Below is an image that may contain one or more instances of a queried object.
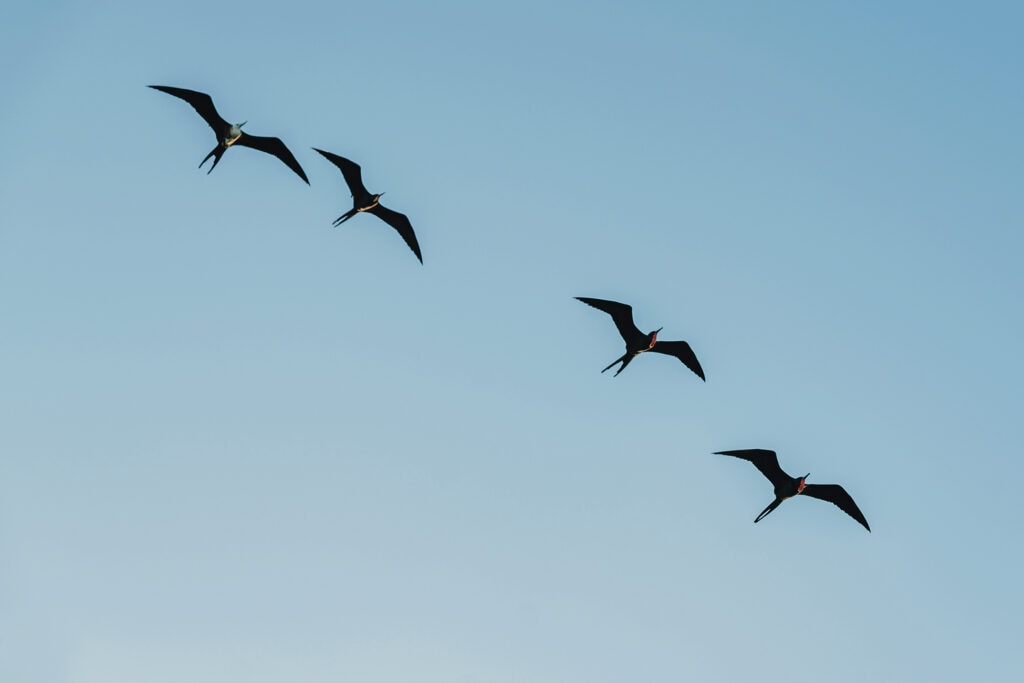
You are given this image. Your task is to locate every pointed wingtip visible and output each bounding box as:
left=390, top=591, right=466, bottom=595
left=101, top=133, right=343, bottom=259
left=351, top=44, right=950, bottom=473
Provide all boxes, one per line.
left=290, top=165, right=311, bottom=185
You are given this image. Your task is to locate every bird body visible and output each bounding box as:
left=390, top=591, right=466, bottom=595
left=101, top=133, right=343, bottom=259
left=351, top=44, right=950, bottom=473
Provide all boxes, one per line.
left=313, top=148, right=422, bottom=264
left=360, top=195, right=382, bottom=212
left=345, top=192, right=383, bottom=219
left=149, top=85, right=309, bottom=183
left=714, top=449, right=870, bottom=531
left=223, top=122, right=245, bottom=146
left=575, top=297, right=705, bottom=380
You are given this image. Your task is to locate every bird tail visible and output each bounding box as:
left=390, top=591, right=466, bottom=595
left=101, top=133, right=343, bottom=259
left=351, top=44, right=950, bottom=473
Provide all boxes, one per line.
left=332, top=208, right=359, bottom=227
left=602, top=352, right=633, bottom=376
left=199, top=146, right=225, bottom=174
left=754, top=498, right=783, bottom=524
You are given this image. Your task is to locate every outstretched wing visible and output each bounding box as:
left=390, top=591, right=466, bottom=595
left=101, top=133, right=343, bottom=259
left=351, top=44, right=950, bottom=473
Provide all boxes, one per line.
left=313, top=148, right=369, bottom=198
left=367, top=204, right=423, bottom=264
left=801, top=484, right=871, bottom=532
left=575, top=297, right=643, bottom=345
left=149, top=85, right=227, bottom=133
left=649, top=340, right=705, bottom=381
left=713, top=449, right=790, bottom=488
left=235, top=134, right=309, bottom=184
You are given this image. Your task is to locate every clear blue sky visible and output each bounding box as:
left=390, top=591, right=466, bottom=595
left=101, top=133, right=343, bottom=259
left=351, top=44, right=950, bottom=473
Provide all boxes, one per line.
left=2, top=1, right=1022, bottom=681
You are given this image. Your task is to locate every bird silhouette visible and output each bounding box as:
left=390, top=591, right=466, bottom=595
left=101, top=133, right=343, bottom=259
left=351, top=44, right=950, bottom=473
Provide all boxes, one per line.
left=149, top=85, right=308, bottom=183
left=714, top=449, right=870, bottom=531
left=575, top=297, right=705, bottom=380
left=312, top=148, right=422, bottom=264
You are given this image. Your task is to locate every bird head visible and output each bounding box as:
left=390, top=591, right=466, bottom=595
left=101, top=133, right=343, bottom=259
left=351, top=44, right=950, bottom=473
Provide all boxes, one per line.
left=648, top=327, right=663, bottom=348
left=797, top=474, right=810, bottom=493
left=226, top=122, right=247, bottom=144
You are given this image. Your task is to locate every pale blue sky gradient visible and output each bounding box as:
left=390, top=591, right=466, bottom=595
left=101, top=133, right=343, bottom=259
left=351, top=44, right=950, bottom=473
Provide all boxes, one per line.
left=2, top=2, right=1022, bottom=682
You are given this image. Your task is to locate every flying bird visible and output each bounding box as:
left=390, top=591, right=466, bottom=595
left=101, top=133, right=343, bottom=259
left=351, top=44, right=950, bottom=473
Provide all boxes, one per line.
left=714, top=449, right=870, bottom=531
left=148, top=85, right=308, bottom=183
left=313, top=148, right=422, bottom=264
left=575, top=297, right=705, bottom=380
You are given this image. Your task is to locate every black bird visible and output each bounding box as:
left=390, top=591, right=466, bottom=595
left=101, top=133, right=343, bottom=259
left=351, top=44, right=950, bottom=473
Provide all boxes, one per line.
left=148, top=85, right=308, bottom=183
left=714, top=449, right=870, bottom=531
left=575, top=297, right=705, bottom=380
left=313, top=148, right=422, bottom=264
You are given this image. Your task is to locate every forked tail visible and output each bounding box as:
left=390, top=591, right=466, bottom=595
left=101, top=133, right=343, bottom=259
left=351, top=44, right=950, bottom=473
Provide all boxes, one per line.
left=199, top=145, right=226, bottom=174
left=332, top=208, right=359, bottom=227
left=754, top=498, right=783, bottom=523
left=602, top=352, right=634, bottom=376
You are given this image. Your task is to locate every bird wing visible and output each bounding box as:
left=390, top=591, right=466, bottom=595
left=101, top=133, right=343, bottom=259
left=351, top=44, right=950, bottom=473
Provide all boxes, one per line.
left=575, top=297, right=643, bottom=344
left=148, top=85, right=228, bottom=133
left=234, top=134, right=309, bottom=184
left=367, top=204, right=423, bottom=264
left=313, top=148, right=369, bottom=198
left=713, top=449, right=790, bottom=487
left=800, top=484, right=871, bottom=531
left=649, top=340, right=705, bottom=381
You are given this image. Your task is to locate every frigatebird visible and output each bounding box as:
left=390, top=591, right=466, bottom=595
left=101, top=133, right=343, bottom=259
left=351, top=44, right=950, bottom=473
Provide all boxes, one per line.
left=148, top=85, right=309, bottom=183
left=714, top=449, right=870, bottom=531
left=575, top=297, right=705, bottom=380
left=313, top=148, right=422, bottom=264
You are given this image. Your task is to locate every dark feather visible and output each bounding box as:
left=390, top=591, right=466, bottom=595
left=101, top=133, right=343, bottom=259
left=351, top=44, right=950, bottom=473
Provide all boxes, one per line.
left=368, top=204, right=422, bottom=263
left=312, top=148, right=369, bottom=200
left=801, top=484, right=871, bottom=531
left=575, top=297, right=644, bottom=344
left=235, top=133, right=309, bottom=183
left=149, top=85, right=227, bottom=133
left=649, top=340, right=705, bottom=381
left=714, top=449, right=791, bottom=488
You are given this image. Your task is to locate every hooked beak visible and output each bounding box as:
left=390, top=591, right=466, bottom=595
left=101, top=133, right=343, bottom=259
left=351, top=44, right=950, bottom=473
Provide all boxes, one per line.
left=240, top=121, right=247, bottom=128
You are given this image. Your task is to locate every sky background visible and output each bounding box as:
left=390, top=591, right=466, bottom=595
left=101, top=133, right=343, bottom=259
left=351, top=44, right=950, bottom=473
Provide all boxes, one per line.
left=2, top=1, right=1022, bottom=681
